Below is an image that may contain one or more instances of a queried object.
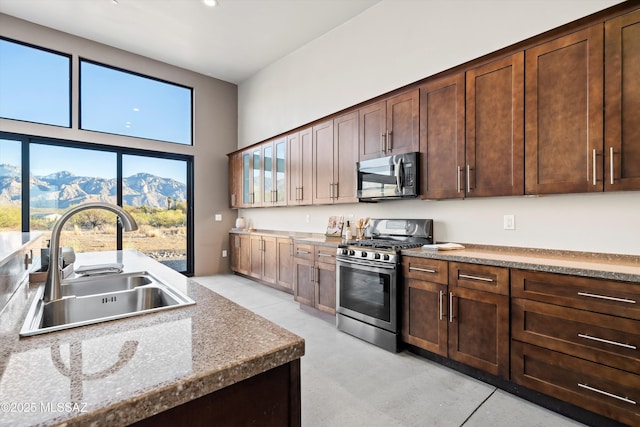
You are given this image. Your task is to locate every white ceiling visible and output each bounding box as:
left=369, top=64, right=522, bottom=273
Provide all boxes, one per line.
left=0, top=0, right=381, bottom=84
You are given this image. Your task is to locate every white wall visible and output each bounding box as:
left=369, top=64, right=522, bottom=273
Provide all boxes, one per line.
left=237, top=0, right=640, bottom=256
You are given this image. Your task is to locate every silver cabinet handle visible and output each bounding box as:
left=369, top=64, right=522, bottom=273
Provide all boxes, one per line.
left=578, top=333, right=636, bottom=350
left=299, top=186, right=303, bottom=202
left=289, top=243, right=293, bottom=257
left=578, top=292, right=636, bottom=304
left=610, top=146, right=615, bottom=185
left=381, top=133, right=386, bottom=154
left=439, top=290, right=443, bottom=321
left=592, top=148, right=597, bottom=186
left=457, top=166, right=462, bottom=193
left=387, top=131, right=392, bottom=152
left=409, top=266, right=436, bottom=273
left=578, top=383, right=636, bottom=405
left=334, top=182, right=338, bottom=199
left=296, top=249, right=311, bottom=255
left=449, top=292, right=454, bottom=323
left=459, top=273, right=493, bottom=282
left=466, top=164, right=471, bottom=192
left=318, top=253, right=334, bottom=258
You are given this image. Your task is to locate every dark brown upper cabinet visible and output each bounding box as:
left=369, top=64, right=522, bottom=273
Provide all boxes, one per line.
left=465, top=53, right=525, bottom=197
left=525, top=25, right=604, bottom=195
left=359, top=90, right=419, bottom=161
left=419, top=73, right=466, bottom=200
left=287, top=127, right=313, bottom=206
left=605, top=9, right=640, bottom=191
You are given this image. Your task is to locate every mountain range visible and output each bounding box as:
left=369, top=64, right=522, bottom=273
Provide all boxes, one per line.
left=0, top=164, right=186, bottom=209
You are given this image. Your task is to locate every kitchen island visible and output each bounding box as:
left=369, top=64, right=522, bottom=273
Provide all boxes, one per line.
left=0, top=250, right=304, bottom=426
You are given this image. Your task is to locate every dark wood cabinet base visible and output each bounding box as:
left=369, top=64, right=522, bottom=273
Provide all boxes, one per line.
left=130, top=360, right=301, bottom=427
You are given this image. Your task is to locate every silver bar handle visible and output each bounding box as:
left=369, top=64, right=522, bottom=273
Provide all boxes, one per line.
left=387, top=131, right=392, bottom=152
left=409, top=266, right=436, bottom=273
left=610, top=146, right=615, bottom=185
left=296, top=249, right=311, bottom=255
left=318, top=253, right=334, bottom=258
left=289, top=243, right=293, bottom=257
left=457, top=166, right=462, bottom=193
left=578, top=292, right=636, bottom=304
left=381, top=133, right=386, bottom=154
left=316, top=266, right=320, bottom=283
left=578, top=383, right=636, bottom=405
left=578, top=333, right=636, bottom=350
left=459, top=273, right=493, bottom=282
left=592, top=148, right=597, bottom=186
left=334, top=182, right=338, bottom=199
left=449, top=292, right=454, bottom=323
left=439, top=290, right=443, bottom=321
left=466, top=164, right=471, bottom=192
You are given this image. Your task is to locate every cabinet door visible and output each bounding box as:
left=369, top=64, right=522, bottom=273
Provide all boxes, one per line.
left=261, top=236, right=277, bottom=285
left=359, top=101, right=386, bottom=160
left=419, top=73, right=465, bottom=199
left=333, top=111, right=359, bottom=204
left=525, top=25, right=603, bottom=194
left=237, top=234, right=250, bottom=275
left=229, top=234, right=240, bottom=272
left=293, top=257, right=314, bottom=307
left=273, top=137, right=287, bottom=205
left=249, top=235, right=263, bottom=279
left=448, top=287, right=509, bottom=378
left=312, top=120, right=335, bottom=204
left=276, top=238, right=294, bottom=292
left=316, top=261, right=336, bottom=314
left=262, top=142, right=274, bottom=205
left=605, top=9, right=640, bottom=191
left=466, top=53, right=524, bottom=197
left=241, top=151, right=252, bottom=206
left=402, top=278, right=448, bottom=356
left=228, top=152, right=242, bottom=208
left=386, top=90, right=419, bottom=156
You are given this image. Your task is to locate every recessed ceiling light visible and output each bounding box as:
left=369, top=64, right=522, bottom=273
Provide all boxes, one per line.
left=111, top=0, right=118, bottom=5
left=203, top=0, right=218, bottom=7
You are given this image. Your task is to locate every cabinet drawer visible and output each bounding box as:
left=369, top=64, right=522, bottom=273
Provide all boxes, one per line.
left=293, top=243, right=314, bottom=260
left=449, top=262, right=509, bottom=295
left=512, top=269, right=640, bottom=320
left=315, top=245, right=336, bottom=265
left=512, top=298, right=640, bottom=373
left=512, top=341, right=640, bottom=426
left=403, top=257, right=448, bottom=285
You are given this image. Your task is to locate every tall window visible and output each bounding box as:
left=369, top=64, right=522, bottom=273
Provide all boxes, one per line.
left=122, top=155, right=188, bottom=272
left=0, top=139, right=22, bottom=231
left=80, top=60, right=193, bottom=145
left=0, top=38, right=70, bottom=127
left=30, top=144, right=118, bottom=251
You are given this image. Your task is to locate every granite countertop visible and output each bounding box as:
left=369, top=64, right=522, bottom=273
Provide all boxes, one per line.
left=229, top=228, right=343, bottom=247
left=402, top=244, right=640, bottom=283
left=0, top=250, right=305, bottom=427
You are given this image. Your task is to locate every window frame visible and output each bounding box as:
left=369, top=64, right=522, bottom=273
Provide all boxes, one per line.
left=0, top=36, right=72, bottom=128
left=78, top=58, right=194, bottom=146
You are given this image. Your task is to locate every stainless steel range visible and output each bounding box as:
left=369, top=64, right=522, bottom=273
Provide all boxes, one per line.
left=336, top=218, right=433, bottom=352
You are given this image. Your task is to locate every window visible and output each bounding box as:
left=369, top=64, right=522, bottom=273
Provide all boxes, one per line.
left=122, top=155, right=188, bottom=272
left=0, top=38, right=71, bottom=127
left=80, top=60, right=193, bottom=145
left=0, top=139, right=22, bottom=231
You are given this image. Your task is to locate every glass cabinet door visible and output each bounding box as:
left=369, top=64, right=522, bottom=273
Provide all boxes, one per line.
left=263, top=143, right=273, bottom=204
left=242, top=151, right=250, bottom=205
left=252, top=147, right=261, bottom=206
left=275, top=138, right=286, bottom=205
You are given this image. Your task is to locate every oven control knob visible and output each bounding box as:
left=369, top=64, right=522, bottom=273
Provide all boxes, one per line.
left=341, top=249, right=348, bottom=255
left=374, top=253, right=381, bottom=259
left=349, top=250, right=355, bottom=256
left=383, top=254, right=390, bottom=261
left=361, top=251, right=368, bottom=257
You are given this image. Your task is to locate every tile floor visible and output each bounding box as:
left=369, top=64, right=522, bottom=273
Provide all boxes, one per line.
left=194, top=274, right=585, bottom=427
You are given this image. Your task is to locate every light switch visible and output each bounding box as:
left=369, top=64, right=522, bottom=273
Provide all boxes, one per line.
left=215, top=214, right=222, bottom=221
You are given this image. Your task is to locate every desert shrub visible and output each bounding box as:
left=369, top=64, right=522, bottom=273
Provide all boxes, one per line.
left=0, top=206, right=21, bottom=229
left=148, top=209, right=186, bottom=228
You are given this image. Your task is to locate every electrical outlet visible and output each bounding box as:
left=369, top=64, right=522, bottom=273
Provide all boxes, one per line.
left=305, top=214, right=310, bottom=223
left=222, top=250, right=227, bottom=257
left=503, top=214, right=515, bottom=230
left=215, top=214, right=222, bottom=222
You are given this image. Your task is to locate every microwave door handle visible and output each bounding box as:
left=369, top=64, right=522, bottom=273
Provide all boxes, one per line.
left=395, top=157, right=403, bottom=193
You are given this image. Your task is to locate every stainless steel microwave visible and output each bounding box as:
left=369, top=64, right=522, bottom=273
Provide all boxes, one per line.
left=357, top=152, right=419, bottom=201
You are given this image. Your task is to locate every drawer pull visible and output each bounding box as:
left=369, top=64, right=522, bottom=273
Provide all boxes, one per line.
left=577, top=383, right=636, bottom=405
left=577, top=292, right=636, bottom=304
left=459, top=273, right=493, bottom=282
left=318, top=253, right=334, bottom=258
left=409, top=266, right=436, bottom=273
left=296, top=250, right=311, bottom=255
left=578, top=333, right=637, bottom=350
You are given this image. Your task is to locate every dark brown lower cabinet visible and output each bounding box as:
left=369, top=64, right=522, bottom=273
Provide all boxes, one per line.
left=276, top=237, right=294, bottom=292
left=402, top=278, right=448, bottom=356
left=131, top=359, right=301, bottom=427
left=293, top=256, right=315, bottom=307
left=293, top=243, right=336, bottom=314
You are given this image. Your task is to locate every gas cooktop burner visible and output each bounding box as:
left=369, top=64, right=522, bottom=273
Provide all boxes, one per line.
left=350, top=239, right=426, bottom=251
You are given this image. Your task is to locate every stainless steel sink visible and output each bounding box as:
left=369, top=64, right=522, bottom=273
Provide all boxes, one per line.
left=20, top=272, right=195, bottom=336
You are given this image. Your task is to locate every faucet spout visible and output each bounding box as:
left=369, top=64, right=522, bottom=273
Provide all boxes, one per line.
left=43, top=202, right=138, bottom=302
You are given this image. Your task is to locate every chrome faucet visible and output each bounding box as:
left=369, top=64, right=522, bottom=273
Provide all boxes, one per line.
left=43, top=202, right=138, bottom=302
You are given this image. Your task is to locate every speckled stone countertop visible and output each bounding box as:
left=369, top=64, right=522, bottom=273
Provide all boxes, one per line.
left=402, top=244, right=640, bottom=283
left=229, top=228, right=343, bottom=247
left=0, top=250, right=305, bottom=427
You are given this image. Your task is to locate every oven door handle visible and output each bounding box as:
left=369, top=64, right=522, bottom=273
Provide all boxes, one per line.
left=337, top=258, right=397, bottom=271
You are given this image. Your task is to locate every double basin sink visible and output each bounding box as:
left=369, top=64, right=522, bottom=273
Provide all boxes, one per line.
left=20, top=271, right=195, bottom=336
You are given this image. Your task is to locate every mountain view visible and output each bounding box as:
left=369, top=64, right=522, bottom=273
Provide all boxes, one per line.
left=0, top=163, right=186, bottom=209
